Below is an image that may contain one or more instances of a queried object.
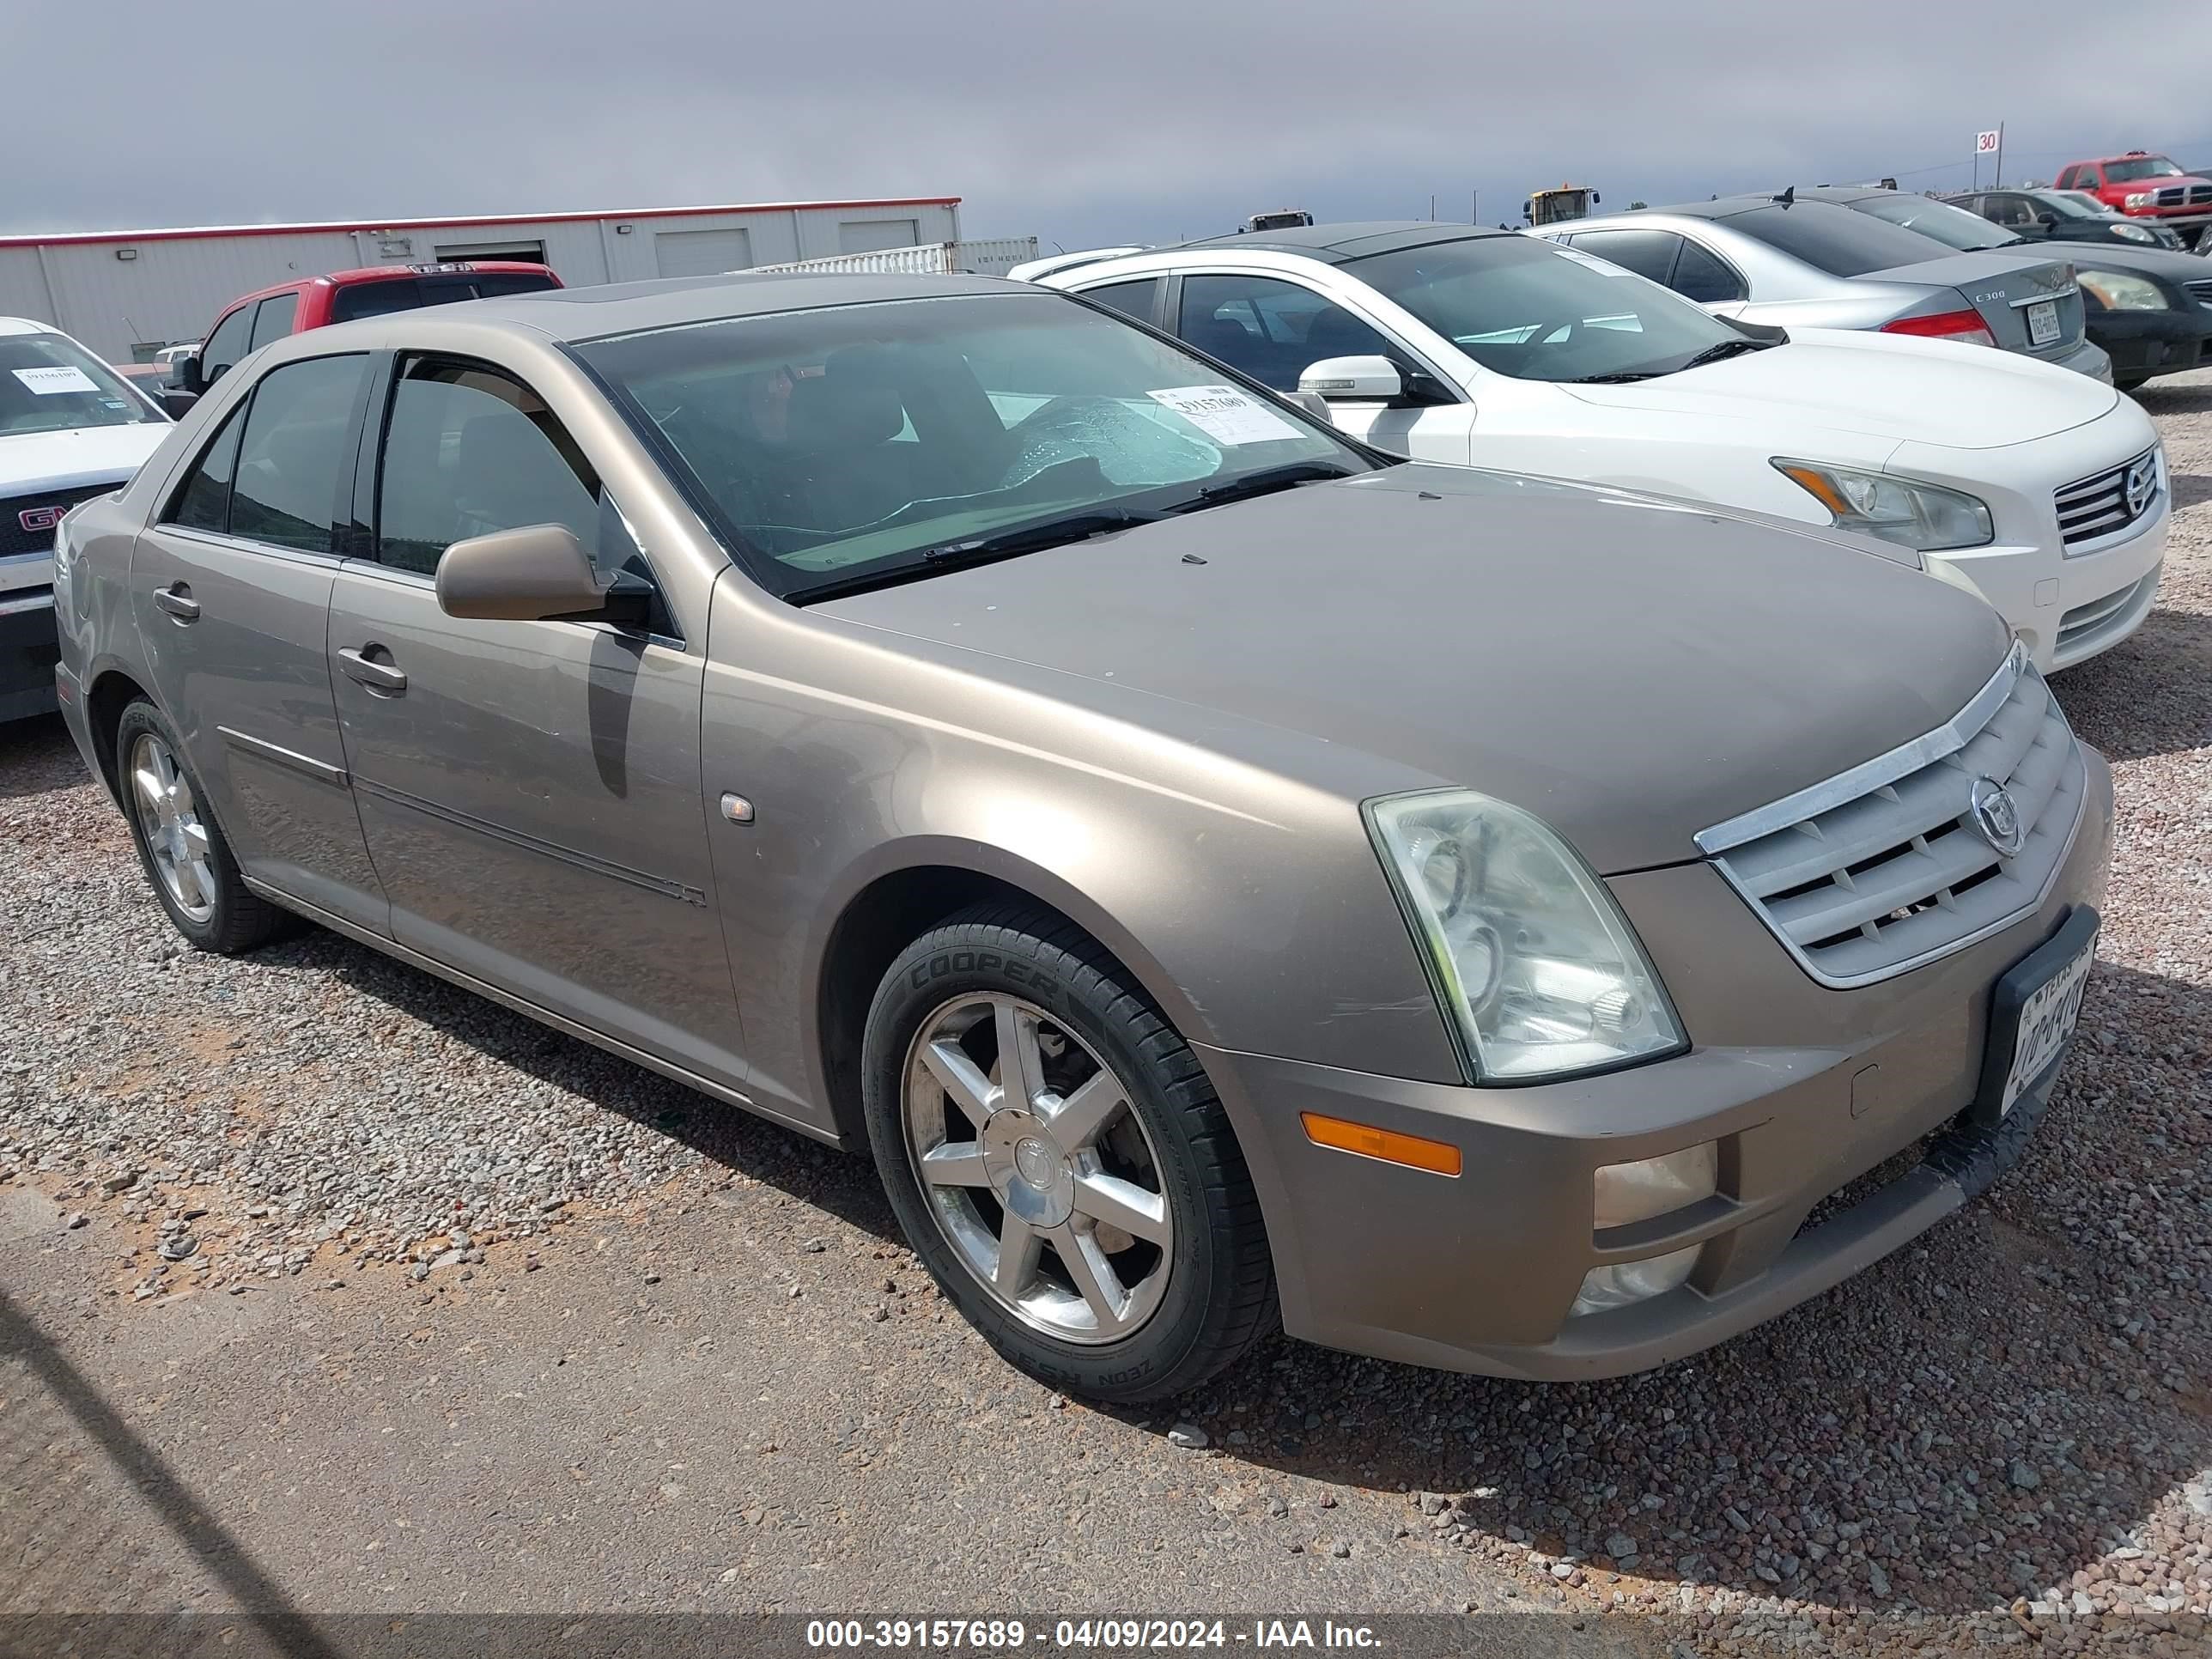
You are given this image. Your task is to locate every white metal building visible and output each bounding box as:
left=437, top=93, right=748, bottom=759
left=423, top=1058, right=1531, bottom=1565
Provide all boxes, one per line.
left=0, top=196, right=964, bottom=361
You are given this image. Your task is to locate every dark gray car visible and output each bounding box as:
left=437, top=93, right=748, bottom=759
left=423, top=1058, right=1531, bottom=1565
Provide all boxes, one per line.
left=50, top=274, right=2112, bottom=1400
left=1544, top=194, right=2112, bottom=380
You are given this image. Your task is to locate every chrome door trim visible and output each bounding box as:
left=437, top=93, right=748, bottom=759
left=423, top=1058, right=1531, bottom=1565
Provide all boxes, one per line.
left=353, top=776, right=708, bottom=905
left=216, top=725, right=349, bottom=787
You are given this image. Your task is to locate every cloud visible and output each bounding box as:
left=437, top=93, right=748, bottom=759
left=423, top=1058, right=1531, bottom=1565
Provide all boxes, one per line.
left=9, top=0, right=2209, bottom=248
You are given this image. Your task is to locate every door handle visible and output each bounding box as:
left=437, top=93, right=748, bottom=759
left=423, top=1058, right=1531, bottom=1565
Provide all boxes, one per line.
left=337, top=646, right=408, bottom=695
left=152, top=583, right=200, bottom=623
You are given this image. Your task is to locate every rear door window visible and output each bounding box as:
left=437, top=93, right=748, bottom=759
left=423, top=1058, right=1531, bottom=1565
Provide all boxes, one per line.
left=248, top=293, right=299, bottom=350
left=1565, top=229, right=1680, bottom=286
left=1077, top=279, right=1161, bottom=325
left=1720, top=204, right=1954, bottom=276
left=1670, top=240, right=1747, bottom=303
left=227, top=355, right=369, bottom=553
left=166, top=401, right=249, bottom=532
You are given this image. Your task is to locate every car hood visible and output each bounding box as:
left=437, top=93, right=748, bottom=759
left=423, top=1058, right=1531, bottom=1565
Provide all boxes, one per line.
left=1555, top=326, right=2118, bottom=451
left=0, top=422, right=171, bottom=494
left=817, top=465, right=2010, bottom=873
left=2045, top=241, right=2212, bottom=283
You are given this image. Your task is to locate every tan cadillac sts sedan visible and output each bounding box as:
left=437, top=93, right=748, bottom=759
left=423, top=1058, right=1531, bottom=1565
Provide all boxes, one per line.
left=50, top=273, right=2110, bottom=1401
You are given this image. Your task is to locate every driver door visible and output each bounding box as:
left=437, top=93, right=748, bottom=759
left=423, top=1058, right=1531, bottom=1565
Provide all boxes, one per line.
left=1153, top=272, right=1474, bottom=465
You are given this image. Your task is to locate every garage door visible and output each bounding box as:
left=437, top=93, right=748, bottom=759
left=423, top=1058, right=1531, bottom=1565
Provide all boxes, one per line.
left=655, top=228, right=755, bottom=276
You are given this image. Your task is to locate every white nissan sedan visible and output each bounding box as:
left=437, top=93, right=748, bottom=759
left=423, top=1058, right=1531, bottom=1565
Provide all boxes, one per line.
left=1032, top=223, right=2167, bottom=672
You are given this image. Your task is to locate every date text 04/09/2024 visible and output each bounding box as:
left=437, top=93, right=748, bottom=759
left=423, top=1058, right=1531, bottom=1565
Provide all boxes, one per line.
left=803, top=1620, right=1382, bottom=1650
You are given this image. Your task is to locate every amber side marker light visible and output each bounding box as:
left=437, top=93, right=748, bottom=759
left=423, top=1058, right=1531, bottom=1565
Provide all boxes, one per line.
left=1299, top=1112, right=1462, bottom=1176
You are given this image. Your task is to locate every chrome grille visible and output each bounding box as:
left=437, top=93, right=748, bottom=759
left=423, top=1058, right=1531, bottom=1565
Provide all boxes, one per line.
left=1697, top=645, right=2085, bottom=988
left=2192, top=185, right=2212, bottom=206
left=2057, top=567, right=2160, bottom=658
left=0, top=483, right=114, bottom=559
left=2054, top=446, right=2160, bottom=549
left=2153, top=186, right=2187, bottom=207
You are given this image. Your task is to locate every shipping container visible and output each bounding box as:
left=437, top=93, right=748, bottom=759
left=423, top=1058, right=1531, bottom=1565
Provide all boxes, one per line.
left=743, top=238, right=1042, bottom=277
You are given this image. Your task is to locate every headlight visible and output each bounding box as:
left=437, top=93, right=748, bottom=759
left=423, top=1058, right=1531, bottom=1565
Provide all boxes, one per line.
left=2112, top=223, right=2156, bottom=243
left=1366, top=790, right=1685, bottom=1082
left=2077, top=270, right=2171, bottom=311
left=2124, top=192, right=2153, bottom=210
left=1771, top=459, right=1995, bottom=552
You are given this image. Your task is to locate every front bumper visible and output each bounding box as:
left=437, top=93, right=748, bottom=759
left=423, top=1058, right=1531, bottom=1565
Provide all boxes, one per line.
left=1199, top=746, right=2112, bottom=1380
left=2087, top=307, right=2212, bottom=384
left=0, top=586, right=60, bottom=724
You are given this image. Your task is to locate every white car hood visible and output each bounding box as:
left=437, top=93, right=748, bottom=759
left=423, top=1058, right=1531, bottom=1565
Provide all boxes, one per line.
left=0, top=422, right=171, bottom=495
left=1555, top=327, right=2118, bottom=453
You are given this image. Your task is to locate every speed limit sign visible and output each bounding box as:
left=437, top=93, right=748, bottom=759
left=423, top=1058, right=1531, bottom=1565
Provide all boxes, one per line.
left=1976, top=130, right=2001, bottom=154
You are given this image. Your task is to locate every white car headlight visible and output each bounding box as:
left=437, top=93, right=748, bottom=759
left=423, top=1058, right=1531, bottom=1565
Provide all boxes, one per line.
left=2112, top=223, right=2157, bottom=243
left=2077, top=270, right=2171, bottom=312
left=1771, top=459, right=1994, bottom=552
left=1366, top=790, right=1686, bottom=1082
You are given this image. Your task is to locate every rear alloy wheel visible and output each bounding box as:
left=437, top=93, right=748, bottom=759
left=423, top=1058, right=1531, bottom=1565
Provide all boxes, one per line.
left=862, top=903, right=1277, bottom=1402
left=113, top=700, right=292, bottom=955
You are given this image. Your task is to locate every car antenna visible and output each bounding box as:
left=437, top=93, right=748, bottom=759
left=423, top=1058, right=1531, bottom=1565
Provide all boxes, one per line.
left=1772, top=185, right=1796, bottom=208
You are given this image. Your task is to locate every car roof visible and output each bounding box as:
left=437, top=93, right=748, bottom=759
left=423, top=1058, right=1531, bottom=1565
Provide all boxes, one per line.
left=0, top=316, right=58, bottom=337
left=1161, top=221, right=1515, bottom=262
left=220, top=260, right=559, bottom=313
left=323, top=270, right=1034, bottom=345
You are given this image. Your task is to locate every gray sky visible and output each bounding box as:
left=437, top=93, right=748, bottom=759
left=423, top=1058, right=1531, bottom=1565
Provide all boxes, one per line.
left=13, top=0, right=2210, bottom=247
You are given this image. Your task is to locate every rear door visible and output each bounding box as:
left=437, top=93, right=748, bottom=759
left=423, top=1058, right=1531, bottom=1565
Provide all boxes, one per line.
left=325, top=351, right=744, bottom=1087
left=130, top=351, right=388, bottom=931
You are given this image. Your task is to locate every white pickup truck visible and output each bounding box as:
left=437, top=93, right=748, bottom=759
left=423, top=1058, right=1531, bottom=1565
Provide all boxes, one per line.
left=2, top=318, right=171, bottom=723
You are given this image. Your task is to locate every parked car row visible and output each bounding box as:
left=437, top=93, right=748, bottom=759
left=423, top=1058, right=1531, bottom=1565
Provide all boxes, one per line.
left=43, top=246, right=2121, bottom=1401
left=1031, top=216, right=2167, bottom=672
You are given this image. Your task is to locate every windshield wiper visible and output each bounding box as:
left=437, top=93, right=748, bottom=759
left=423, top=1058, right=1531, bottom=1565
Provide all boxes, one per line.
left=783, top=509, right=1161, bottom=605
left=1675, top=337, right=1776, bottom=370
left=1562, top=370, right=1663, bottom=383
left=919, top=508, right=1161, bottom=564
left=1166, top=461, right=1363, bottom=513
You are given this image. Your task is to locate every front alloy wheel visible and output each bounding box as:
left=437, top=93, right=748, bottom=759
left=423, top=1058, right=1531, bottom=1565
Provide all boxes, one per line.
left=129, top=732, right=216, bottom=921
left=862, top=903, right=1277, bottom=1402
left=902, top=992, right=1173, bottom=1343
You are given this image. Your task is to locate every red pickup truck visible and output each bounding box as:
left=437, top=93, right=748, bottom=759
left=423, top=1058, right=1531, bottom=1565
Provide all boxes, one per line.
left=2053, top=153, right=2212, bottom=247
left=178, top=260, right=562, bottom=397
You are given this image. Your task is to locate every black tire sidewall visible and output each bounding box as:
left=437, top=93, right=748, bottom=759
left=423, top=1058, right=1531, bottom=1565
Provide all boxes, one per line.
left=114, top=701, right=240, bottom=949
left=863, top=922, right=1237, bottom=1401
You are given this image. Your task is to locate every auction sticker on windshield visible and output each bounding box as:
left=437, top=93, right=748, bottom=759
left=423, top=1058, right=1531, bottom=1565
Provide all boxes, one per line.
left=1147, top=386, right=1299, bottom=446
left=13, top=366, right=100, bottom=396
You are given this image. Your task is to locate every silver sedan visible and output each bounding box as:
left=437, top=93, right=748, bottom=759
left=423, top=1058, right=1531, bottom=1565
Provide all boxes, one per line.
left=1534, top=194, right=2112, bottom=381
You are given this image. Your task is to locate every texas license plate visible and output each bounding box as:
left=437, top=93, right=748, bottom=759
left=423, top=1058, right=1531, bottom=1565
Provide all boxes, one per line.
left=1992, top=921, right=2097, bottom=1115
left=2026, top=300, right=2061, bottom=348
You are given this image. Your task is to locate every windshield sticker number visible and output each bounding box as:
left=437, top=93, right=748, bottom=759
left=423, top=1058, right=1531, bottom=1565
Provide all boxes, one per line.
left=14, top=366, right=101, bottom=396
left=1146, top=385, right=1298, bottom=446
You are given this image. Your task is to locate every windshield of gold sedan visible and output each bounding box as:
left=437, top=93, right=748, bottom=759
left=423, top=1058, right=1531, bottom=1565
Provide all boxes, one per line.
left=1346, top=234, right=1748, bottom=382
left=574, top=293, right=1370, bottom=599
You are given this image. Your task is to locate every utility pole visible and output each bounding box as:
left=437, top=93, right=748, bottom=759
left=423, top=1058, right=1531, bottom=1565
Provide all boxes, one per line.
left=1429, top=193, right=1437, bottom=221
left=1996, top=121, right=2005, bottom=189
left=1472, top=189, right=1479, bottom=225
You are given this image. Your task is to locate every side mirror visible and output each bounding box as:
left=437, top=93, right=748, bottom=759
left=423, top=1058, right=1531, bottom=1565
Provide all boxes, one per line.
left=1591, top=191, right=1601, bottom=204
left=174, top=352, right=204, bottom=394
left=1297, top=355, right=1403, bottom=403
left=155, top=387, right=198, bottom=420
left=2037, top=213, right=2059, bottom=228
left=434, top=523, right=647, bottom=628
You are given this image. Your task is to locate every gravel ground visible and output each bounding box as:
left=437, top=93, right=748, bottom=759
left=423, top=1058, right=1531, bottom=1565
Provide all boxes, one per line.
left=3, top=372, right=2210, bottom=1655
